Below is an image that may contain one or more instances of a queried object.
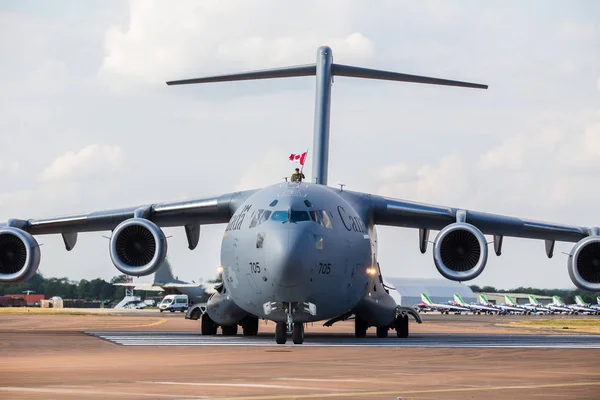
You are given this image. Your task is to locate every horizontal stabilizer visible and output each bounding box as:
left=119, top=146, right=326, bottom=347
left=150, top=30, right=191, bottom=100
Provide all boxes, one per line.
left=167, top=62, right=487, bottom=90
left=167, top=64, right=316, bottom=85
left=332, top=64, right=487, bottom=89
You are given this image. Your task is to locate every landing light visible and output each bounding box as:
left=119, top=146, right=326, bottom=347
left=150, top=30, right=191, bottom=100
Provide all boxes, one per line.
left=216, top=266, right=224, bottom=274
left=366, top=267, right=377, bottom=276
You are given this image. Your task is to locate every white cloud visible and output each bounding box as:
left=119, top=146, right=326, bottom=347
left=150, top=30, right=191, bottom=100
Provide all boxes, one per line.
left=39, top=144, right=124, bottom=183
left=99, top=1, right=374, bottom=86
left=478, top=136, right=526, bottom=170
left=235, top=147, right=293, bottom=191
left=378, top=154, right=467, bottom=204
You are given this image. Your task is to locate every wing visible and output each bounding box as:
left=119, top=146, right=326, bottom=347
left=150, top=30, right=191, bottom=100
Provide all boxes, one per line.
left=338, top=189, right=600, bottom=291
left=1, top=189, right=257, bottom=244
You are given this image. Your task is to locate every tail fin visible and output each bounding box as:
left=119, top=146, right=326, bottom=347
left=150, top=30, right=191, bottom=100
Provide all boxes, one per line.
left=597, top=296, right=600, bottom=305
left=529, top=295, right=538, bottom=305
left=575, top=295, right=585, bottom=306
left=153, top=259, right=185, bottom=285
left=421, top=293, right=433, bottom=305
left=167, top=46, right=487, bottom=186
left=479, top=294, right=489, bottom=305
left=454, top=293, right=466, bottom=306
left=505, top=295, right=516, bottom=306
left=553, top=295, right=564, bottom=306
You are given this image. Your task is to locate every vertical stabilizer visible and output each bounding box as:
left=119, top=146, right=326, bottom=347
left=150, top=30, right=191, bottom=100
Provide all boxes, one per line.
left=454, top=293, right=466, bottom=306
left=529, top=295, right=538, bottom=305
left=597, top=296, right=600, bottom=305
left=153, top=259, right=185, bottom=285
left=575, top=295, right=585, bottom=306
left=553, top=295, right=564, bottom=306
left=505, top=295, right=515, bottom=306
left=479, top=294, right=488, bottom=305
left=312, top=46, right=333, bottom=185
left=421, top=293, right=433, bottom=305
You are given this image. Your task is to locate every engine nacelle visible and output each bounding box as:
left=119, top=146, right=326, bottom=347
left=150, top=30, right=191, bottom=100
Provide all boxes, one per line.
left=568, top=236, right=600, bottom=292
left=433, top=223, right=488, bottom=281
left=109, top=218, right=167, bottom=276
left=0, top=227, right=41, bottom=283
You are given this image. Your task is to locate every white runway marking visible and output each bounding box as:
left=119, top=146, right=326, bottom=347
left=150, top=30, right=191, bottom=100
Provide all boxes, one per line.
left=85, top=332, right=600, bottom=349
left=137, top=381, right=347, bottom=391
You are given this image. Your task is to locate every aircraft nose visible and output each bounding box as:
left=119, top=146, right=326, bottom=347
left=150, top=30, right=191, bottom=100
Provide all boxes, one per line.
left=267, top=226, right=312, bottom=299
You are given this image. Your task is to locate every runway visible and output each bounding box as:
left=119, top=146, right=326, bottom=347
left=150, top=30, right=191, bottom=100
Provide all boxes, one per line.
left=86, top=331, right=600, bottom=348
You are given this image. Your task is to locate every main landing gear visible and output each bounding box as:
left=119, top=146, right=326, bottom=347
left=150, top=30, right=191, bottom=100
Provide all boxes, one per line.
left=353, top=312, right=414, bottom=339
left=200, top=314, right=260, bottom=336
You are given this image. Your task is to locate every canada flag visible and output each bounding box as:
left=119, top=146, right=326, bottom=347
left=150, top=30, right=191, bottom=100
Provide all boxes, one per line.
left=289, top=151, right=307, bottom=166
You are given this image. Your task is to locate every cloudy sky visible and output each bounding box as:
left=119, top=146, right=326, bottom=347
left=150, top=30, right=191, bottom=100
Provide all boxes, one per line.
left=1, top=0, right=599, bottom=289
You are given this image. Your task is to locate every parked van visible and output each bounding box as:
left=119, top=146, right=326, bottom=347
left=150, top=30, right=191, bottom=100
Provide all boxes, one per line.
left=159, top=295, right=189, bottom=312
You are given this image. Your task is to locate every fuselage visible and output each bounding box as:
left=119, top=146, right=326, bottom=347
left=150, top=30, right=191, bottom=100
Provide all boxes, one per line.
left=220, top=182, right=375, bottom=323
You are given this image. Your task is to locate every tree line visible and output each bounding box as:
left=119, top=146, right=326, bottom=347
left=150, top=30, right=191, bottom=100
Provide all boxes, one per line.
left=468, top=285, right=599, bottom=305
left=0, top=273, right=130, bottom=301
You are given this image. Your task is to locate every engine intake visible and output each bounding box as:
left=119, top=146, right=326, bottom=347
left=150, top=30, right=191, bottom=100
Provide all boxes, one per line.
left=0, top=228, right=41, bottom=283
left=109, top=218, right=167, bottom=276
left=568, top=236, right=600, bottom=292
left=433, top=223, right=488, bottom=281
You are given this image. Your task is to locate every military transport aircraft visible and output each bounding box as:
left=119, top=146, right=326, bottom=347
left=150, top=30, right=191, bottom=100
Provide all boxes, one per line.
left=1, top=46, right=600, bottom=345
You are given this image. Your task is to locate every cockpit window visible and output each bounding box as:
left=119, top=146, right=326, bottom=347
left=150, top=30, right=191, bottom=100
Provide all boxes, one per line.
left=271, top=211, right=288, bottom=222
left=269, top=200, right=278, bottom=207
left=309, top=210, right=334, bottom=229
left=290, top=210, right=311, bottom=223
left=249, top=209, right=273, bottom=228
left=304, top=200, right=313, bottom=208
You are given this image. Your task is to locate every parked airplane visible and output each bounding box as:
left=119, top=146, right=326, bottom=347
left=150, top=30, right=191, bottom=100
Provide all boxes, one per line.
left=2, top=46, right=600, bottom=344
left=113, top=260, right=215, bottom=304
left=522, top=295, right=551, bottom=315
left=419, top=293, right=471, bottom=314
left=453, top=293, right=499, bottom=314
left=546, top=296, right=573, bottom=314
left=570, top=295, right=599, bottom=315
left=593, top=296, right=600, bottom=312
left=494, top=295, right=528, bottom=315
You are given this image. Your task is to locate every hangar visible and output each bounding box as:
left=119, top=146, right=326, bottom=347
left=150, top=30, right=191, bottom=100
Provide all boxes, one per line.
left=385, top=277, right=476, bottom=307
left=476, top=292, right=553, bottom=305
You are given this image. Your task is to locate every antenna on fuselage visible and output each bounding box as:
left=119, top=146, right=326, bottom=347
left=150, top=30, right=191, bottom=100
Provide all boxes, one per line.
left=167, top=47, right=487, bottom=186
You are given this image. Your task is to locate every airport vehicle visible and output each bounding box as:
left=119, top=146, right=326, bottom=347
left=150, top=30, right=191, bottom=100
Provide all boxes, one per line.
left=1, top=46, right=600, bottom=344
left=159, top=294, right=189, bottom=313
left=452, top=293, right=499, bottom=314
left=546, top=296, right=573, bottom=314
left=569, top=295, right=599, bottom=315
left=419, top=293, right=470, bottom=314
left=114, top=260, right=214, bottom=305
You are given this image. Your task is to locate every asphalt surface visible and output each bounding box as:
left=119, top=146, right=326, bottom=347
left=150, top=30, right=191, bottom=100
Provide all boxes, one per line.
left=88, top=331, right=600, bottom=348
left=1, top=311, right=599, bottom=399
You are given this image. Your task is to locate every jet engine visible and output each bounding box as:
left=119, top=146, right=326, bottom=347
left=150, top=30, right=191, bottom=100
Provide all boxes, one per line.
left=0, top=227, right=41, bottom=283
left=568, top=236, right=600, bottom=292
left=433, top=223, right=488, bottom=281
left=109, top=218, right=167, bottom=276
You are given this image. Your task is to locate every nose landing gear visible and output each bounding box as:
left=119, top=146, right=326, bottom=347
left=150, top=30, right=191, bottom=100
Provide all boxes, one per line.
left=274, top=302, right=306, bottom=344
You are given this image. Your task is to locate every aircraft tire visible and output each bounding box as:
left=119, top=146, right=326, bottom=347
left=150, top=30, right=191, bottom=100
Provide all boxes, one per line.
left=242, top=316, right=259, bottom=336
left=275, top=322, right=287, bottom=344
left=292, top=323, right=304, bottom=344
left=396, top=315, right=409, bottom=338
left=376, top=326, right=388, bottom=338
left=201, top=314, right=218, bottom=335
left=222, top=324, right=238, bottom=336
left=355, top=317, right=368, bottom=338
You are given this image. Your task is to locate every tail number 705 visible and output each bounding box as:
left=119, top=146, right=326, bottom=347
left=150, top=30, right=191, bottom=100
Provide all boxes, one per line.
left=318, top=263, right=331, bottom=274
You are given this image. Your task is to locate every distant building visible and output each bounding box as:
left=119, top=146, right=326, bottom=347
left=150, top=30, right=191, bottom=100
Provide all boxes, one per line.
left=475, top=292, right=553, bottom=305
left=5, top=294, right=48, bottom=306
left=385, top=278, right=476, bottom=307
